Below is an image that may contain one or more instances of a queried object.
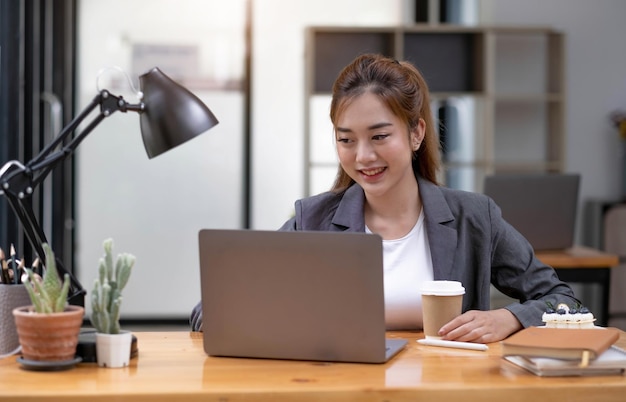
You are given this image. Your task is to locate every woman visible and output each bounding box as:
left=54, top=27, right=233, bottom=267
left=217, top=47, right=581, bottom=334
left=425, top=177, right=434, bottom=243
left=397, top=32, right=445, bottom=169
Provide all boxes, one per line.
left=191, top=54, right=579, bottom=342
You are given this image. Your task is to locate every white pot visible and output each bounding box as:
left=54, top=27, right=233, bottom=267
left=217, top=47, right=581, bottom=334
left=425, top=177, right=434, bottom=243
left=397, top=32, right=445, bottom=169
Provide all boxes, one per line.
left=95, top=331, right=132, bottom=368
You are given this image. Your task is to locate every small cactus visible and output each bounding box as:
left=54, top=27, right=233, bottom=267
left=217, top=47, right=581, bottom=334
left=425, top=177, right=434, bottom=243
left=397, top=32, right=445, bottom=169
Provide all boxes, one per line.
left=90, top=238, right=135, bottom=334
left=23, top=243, right=70, bottom=313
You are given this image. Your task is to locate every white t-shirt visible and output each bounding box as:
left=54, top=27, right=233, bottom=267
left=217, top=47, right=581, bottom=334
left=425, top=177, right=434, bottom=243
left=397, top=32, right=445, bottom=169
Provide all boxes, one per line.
left=366, top=209, right=434, bottom=330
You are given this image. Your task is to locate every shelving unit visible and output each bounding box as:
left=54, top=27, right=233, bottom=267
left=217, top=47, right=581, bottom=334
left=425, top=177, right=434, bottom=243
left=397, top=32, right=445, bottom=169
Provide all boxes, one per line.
left=304, top=25, right=565, bottom=195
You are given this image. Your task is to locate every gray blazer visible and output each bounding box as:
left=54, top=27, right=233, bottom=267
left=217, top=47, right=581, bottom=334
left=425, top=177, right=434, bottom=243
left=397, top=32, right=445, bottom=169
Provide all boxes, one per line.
left=190, top=177, right=578, bottom=331
left=278, top=176, right=579, bottom=329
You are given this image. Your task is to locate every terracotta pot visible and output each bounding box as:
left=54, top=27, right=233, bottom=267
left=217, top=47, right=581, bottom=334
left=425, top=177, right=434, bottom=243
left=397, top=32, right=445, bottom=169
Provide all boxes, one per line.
left=12, top=305, right=84, bottom=362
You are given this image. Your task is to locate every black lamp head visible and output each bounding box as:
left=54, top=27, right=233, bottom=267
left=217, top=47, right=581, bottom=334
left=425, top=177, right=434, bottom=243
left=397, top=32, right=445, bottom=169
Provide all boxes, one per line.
left=138, top=67, right=219, bottom=158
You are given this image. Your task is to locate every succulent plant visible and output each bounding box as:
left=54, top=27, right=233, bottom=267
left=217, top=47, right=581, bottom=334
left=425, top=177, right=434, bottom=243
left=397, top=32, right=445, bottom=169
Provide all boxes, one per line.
left=23, top=243, right=71, bottom=313
left=90, top=238, right=135, bottom=334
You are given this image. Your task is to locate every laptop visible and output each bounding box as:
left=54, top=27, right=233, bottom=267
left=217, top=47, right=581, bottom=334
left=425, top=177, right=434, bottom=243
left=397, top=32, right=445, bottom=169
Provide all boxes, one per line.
left=198, top=229, right=407, bottom=363
left=483, top=173, right=580, bottom=251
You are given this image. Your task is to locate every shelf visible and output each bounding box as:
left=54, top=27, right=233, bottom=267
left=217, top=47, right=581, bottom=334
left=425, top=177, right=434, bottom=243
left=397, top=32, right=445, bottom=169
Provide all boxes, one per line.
left=311, top=29, right=395, bottom=93
left=403, top=32, right=485, bottom=92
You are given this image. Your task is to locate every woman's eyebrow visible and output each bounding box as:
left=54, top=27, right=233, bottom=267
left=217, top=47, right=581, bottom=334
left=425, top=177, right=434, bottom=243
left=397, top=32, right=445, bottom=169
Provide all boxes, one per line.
left=367, top=122, right=392, bottom=130
left=336, top=122, right=392, bottom=133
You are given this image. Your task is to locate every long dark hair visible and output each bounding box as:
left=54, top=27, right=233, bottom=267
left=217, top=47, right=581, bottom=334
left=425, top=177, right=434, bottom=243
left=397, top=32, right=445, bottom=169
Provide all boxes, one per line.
left=329, top=54, right=440, bottom=192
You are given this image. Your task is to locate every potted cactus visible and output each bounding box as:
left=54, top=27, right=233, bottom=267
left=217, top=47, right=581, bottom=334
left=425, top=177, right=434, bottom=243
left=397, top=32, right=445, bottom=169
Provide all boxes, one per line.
left=90, top=238, right=135, bottom=368
left=12, top=243, right=84, bottom=369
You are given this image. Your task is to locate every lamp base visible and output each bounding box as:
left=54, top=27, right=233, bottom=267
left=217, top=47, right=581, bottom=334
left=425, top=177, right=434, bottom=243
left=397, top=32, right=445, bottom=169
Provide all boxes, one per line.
left=76, top=328, right=138, bottom=363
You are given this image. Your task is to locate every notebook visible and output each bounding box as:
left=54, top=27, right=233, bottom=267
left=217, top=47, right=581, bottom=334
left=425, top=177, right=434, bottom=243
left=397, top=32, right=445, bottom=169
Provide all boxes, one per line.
left=500, top=326, right=620, bottom=362
left=503, top=345, right=626, bottom=377
left=483, top=173, right=580, bottom=251
left=197, top=229, right=407, bottom=363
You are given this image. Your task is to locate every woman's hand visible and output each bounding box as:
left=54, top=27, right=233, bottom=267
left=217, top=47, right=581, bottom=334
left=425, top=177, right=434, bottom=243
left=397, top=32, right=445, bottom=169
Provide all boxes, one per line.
left=437, top=308, right=522, bottom=343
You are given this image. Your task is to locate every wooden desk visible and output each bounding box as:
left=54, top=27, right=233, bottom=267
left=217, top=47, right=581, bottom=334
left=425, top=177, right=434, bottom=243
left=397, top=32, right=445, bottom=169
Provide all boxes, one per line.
left=536, top=246, right=619, bottom=326
left=1, top=331, right=625, bottom=402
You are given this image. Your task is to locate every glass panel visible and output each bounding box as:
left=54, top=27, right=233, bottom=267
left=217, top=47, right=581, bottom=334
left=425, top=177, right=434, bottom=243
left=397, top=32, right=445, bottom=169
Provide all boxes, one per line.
left=76, top=0, right=247, bottom=318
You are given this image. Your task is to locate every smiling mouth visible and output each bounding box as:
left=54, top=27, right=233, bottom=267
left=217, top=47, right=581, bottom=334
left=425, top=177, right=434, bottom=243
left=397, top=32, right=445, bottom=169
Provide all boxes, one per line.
left=360, top=167, right=386, bottom=176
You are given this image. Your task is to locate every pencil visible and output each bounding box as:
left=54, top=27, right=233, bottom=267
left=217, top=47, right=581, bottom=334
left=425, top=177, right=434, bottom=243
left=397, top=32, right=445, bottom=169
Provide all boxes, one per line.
left=10, top=244, right=18, bottom=285
left=18, top=257, right=25, bottom=284
left=32, top=257, right=40, bottom=276
left=417, top=338, right=489, bottom=351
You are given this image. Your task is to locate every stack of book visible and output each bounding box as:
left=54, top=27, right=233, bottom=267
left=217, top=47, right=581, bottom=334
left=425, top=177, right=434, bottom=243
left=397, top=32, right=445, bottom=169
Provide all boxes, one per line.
left=501, top=326, right=626, bottom=376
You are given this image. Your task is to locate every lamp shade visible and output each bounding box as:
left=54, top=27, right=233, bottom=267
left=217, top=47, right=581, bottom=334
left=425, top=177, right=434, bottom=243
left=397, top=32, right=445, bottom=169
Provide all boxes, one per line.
left=138, top=67, right=219, bottom=158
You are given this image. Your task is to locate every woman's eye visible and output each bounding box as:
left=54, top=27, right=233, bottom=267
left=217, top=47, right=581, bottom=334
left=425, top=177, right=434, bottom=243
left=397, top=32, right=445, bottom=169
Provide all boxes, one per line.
left=336, top=138, right=351, bottom=143
left=372, top=134, right=389, bottom=140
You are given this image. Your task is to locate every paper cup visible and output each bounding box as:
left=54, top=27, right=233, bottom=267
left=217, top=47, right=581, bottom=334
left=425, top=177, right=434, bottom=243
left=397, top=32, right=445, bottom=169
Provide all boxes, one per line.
left=419, top=281, right=465, bottom=339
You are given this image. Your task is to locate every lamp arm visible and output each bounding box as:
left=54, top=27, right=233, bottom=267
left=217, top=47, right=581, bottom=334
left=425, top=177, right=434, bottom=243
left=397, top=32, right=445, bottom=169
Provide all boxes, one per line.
left=29, top=93, right=102, bottom=166
left=28, top=112, right=107, bottom=189
left=28, top=91, right=143, bottom=189
left=0, top=89, right=143, bottom=306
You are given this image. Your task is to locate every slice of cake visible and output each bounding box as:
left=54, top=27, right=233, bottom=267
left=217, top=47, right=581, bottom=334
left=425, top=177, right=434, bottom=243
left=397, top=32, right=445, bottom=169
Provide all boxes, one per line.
left=541, top=303, right=595, bottom=328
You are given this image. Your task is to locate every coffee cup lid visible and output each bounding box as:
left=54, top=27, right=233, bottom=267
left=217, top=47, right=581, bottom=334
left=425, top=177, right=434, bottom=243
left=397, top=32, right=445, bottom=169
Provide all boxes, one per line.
left=419, top=280, right=465, bottom=296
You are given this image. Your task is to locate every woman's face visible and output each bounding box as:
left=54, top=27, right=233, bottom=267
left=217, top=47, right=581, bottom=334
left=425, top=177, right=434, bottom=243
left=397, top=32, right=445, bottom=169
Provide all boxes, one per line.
left=334, top=92, right=424, bottom=199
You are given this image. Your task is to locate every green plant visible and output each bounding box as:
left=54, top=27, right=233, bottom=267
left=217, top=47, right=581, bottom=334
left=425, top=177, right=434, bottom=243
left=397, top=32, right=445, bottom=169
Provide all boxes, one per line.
left=90, top=238, right=135, bottom=334
left=23, top=243, right=71, bottom=313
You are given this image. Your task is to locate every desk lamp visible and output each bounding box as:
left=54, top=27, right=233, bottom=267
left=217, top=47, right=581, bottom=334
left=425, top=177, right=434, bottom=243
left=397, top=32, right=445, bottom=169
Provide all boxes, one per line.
left=0, top=67, right=219, bottom=307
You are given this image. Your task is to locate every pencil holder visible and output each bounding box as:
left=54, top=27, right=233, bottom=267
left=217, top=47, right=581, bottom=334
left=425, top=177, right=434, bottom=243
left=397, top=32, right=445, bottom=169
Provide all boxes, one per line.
left=0, top=284, right=31, bottom=356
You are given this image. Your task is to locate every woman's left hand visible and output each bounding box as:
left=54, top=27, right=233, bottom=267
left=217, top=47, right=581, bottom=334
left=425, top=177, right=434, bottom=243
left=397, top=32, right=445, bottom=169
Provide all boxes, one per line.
left=437, top=308, right=522, bottom=343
